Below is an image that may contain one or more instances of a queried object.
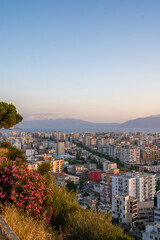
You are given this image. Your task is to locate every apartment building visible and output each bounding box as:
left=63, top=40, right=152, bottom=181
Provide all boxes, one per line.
left=57, top=141, right=65, bottom=155
left=112, top=194, right=138, bottom=226
left=103, top=161, right=117, bottom=171
left=137, top=201, right=154, bottom=220
left=111, top=172, right=156, bottom=202
left=50, top=158, right=64, bottom=173
left=111, top=174, right=136, bottom=198
left=119, top=146, right=140, bottom=166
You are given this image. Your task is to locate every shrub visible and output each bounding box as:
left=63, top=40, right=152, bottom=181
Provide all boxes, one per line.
left=49, top=181, right=133, bottom=240
left=0, top=157, right=57, bottom=224
left=65, top=209, right=133, bottom=240
left=49, top=180, right=79, bottom=227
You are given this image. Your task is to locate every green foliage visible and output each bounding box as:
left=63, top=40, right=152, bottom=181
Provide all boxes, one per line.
left=66, top=180, right=77, bottom=193
left=156, top=179, right=160, bottom=191
left=129, top=165, right=139, bottom=171
left=0, top=102, right=23, bottom=129
left=68, top=160, right=77, bottom=165
left=76, top=150, right=81, bottom=160
left=120, top=167, right=129, bottom=172
left=38, top=162, right=51, bottom=176
left=0, top=142, right=26, bottom=162
left=65, top=209, right=133, bottom=240
left=91, top=157, right=97, bottom=164
left=157, top=179, right=160, bottom=185
left=79, top=178, right=88, bottom=189
left=82, top=192, right=89, bottom=197
left=49, top=181, right=133, bottom=239
left=144, top=168, right=149, bottom=173
left=49, top=180, right=78, bottom=227
left=38, top=162, right=53, bottom=186
left=90, top=157, right=103, bottom=169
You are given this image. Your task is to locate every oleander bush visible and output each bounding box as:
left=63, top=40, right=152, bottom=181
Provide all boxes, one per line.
left=0, top=157, right=58, bottom=224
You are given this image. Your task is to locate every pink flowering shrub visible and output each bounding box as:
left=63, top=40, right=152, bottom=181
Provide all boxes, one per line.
left=0, top=157, right=56, bottom=224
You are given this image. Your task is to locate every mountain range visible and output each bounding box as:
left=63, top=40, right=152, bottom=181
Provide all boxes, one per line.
left=16, top=114, right=160, bottom=131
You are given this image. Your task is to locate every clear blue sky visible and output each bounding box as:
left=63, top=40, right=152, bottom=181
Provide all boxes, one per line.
left=0, top=0, right=160, bottom=123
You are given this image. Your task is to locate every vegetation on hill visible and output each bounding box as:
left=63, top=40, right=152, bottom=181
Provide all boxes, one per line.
left=0, top=157, right=133, bottom=240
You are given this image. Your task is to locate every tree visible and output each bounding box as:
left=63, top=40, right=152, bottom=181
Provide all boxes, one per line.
left=157, top=179, right=160, bottom=186
left=0, top=102, right=23, bottom=129
left=66, top=180, right=77, bottom=193
left=82, top=192, right=89, bottom=197
left=76, top=150, right=81, bottom=160
left=38, top=162, right=52, bottom=185
left=38, top=162, right=52, bottom=176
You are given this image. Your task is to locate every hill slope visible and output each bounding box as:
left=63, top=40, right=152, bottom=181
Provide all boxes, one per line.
left=17, top=114, right=160, bottom=130
left=121, top=115, right=160, bottom=128
left=17, top=118, right=118, bottom=130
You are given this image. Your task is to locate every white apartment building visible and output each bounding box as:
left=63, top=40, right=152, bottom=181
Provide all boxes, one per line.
left=57, top=141, right=65, bottom=155
left=111, top=172, right=156, bottom=202
left=111, top=174, right=136, bottom=198
left=112, top=194, right=137, bottom=226
left=134, top=172, right=156, bottom=202
left=119, top=147, right=140, bottom=165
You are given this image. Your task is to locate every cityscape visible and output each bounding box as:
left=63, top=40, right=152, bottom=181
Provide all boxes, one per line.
left=1, top=129, right=160, bottom=239
left=1, top=0, right=160, bottom=239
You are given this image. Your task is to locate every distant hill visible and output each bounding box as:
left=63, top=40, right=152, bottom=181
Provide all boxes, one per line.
left=17, top=114, right=160, bottom=131
left=17, top=118, right=118, bottom=131
left=121, top=115, right=160, bottom=128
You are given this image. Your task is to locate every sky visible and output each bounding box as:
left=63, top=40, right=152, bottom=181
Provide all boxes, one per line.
left=0, top=0, right=160, bottom=123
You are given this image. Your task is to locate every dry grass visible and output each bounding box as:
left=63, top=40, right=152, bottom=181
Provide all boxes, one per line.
left=2, top=205, right=58, bottom=240
left=0, top=148, right=8, bottom=157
